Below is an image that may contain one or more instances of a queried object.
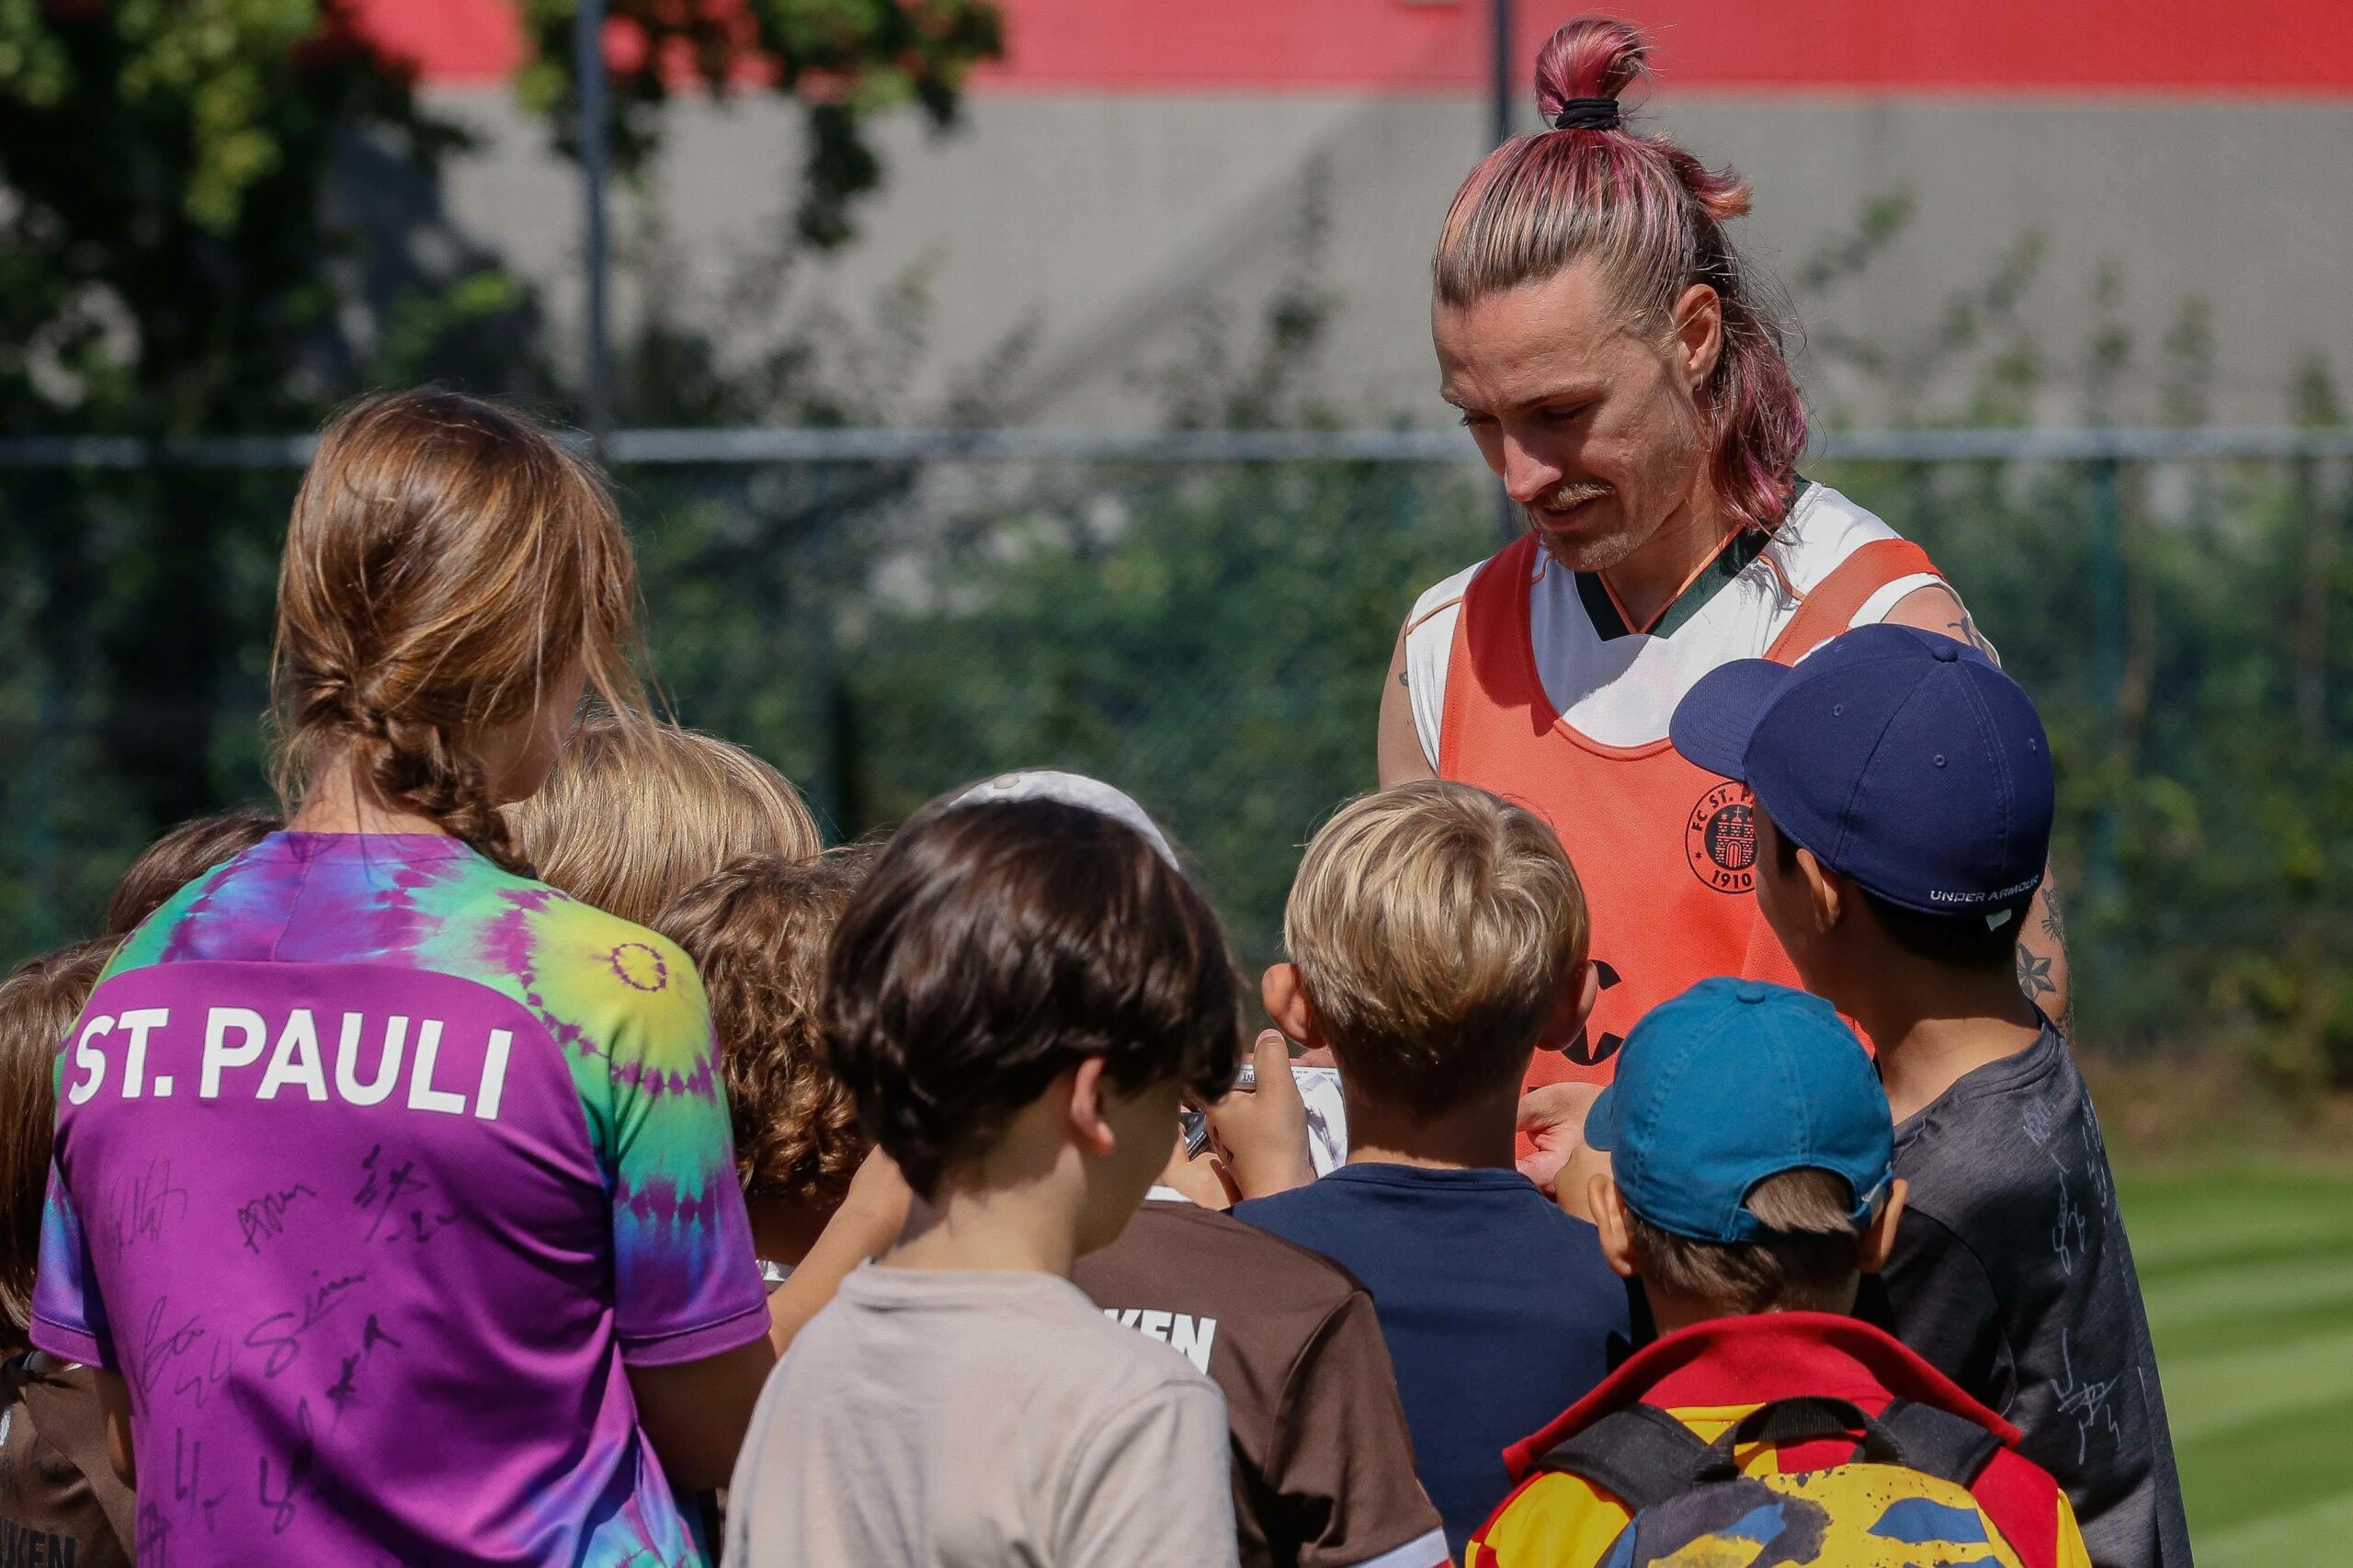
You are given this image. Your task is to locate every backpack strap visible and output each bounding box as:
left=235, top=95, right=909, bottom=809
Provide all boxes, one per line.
left=1695, top=1396, right=1906, bottom=1483
left=1877, top=1398, right=2005, bottom=1487
left=1529, top=1403, right=1715, bottom=1514
left=1531, top=1394, right=2003, bottom=1516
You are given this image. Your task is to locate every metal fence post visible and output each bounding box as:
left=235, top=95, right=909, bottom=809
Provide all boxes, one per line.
left=2292, top=449, right=2340, bottom=748
left=577, top=0, right=614, bottom=444
left=801, top=469, right=861, bottom=842
left=2088, top=456, right=2125, bottom=974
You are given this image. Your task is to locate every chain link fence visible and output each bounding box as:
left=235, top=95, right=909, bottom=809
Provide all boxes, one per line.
left=2, top=428, right=2347, bottom=1078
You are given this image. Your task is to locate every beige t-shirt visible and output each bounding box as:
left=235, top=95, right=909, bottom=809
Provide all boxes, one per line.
left=725, top=1264, right=1240, bottom=1567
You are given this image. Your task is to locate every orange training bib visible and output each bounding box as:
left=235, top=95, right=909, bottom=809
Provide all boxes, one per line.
left=1437, top=533, right=1938, bottom=1093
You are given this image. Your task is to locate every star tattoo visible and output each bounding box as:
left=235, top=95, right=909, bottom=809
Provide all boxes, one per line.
left=2018, top=944, right=2057, bottom=1001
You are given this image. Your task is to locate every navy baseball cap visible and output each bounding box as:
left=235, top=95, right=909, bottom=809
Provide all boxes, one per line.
left=1668, top=623, right=2053, bottom=922
left=1586, top=977, right=1892, bottom=1243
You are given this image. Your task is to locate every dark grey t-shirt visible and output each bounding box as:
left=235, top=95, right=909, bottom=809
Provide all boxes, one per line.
left=1862, top=1025, right=2192, bottom=1568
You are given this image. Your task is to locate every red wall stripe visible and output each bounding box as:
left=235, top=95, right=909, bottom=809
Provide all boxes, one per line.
left=354, top=0, right=524, bottom=83
left=354, top=0, right=2353, bottom=95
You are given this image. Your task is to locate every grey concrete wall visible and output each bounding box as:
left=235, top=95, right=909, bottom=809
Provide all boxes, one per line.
left=429, top=86, right=2353, bottom=429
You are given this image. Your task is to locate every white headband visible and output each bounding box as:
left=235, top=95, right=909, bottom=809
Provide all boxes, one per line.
left=948, top=770, right=1181, bottom=870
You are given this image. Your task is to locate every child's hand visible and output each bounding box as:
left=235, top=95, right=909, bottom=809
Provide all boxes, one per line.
left=1157, top=1125, right=1240, bottom=1210
left=767, top=1149, right=915, bottom=1356
left=838, top=1147, right=915, bottom=1240
left=1204, top=1031, right=1317, bottom=1201
left=1516, top=1082, right=1603, bottom=1199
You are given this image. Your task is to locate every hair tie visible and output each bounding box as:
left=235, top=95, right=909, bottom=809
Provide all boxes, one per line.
left=1552, top=97, right=1620, bottom=132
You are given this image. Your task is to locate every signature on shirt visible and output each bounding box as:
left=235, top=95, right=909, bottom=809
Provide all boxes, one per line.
left=108, top=1158, right=189, bottom=1254
left=255, top=1398, right=317, bottom=1536
left=2046, top=1152, right=2091, bottom=1278
left=134, top=1297, right=210, bottom=1398
left=234, top=1183, right=318, bottom=1255
left=324, top=1313, right=404, bottom=1428
left=2052, top=1328, right=2125, bottom=1465
left=169, top=1425, right=230, bottom=1533
left=353, top=1145, right=444, bottom=1244
left=244, top=1271, right=369, bottom=1379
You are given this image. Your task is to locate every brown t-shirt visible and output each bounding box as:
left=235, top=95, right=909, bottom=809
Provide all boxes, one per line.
left=1074, top=1197, right=1449, bottom=1568
left=0, top=1354, right=133, bottom=1567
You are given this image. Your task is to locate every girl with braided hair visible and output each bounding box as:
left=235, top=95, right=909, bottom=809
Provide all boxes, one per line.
left=32, top=390, right=772, bottom=1566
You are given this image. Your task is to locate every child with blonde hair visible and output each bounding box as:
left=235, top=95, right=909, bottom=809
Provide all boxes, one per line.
left=1233, top=779, right=1628, bottom=1558
left=509, top=710, right=820, bottom=925
left=514, top=710, right=911, bottom=1362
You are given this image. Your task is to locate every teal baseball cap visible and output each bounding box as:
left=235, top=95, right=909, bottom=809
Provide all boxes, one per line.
left=1584, top=977, right=1893, bottom=1243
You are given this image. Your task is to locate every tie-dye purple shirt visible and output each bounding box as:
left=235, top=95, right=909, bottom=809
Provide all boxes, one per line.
left=32, top=833, right=768, bottom=1566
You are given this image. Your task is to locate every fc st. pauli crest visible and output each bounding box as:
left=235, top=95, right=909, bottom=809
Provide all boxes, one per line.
left=1686, top=780, right=1759, bottom=894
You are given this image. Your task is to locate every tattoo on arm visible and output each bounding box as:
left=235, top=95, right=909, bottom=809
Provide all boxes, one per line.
left=1397, top=669, right=1409, bottom=688
left=2016, top=943, right=2057, bottom=1002
left=1945, top=612, right=2002, bottom=665
left=2040, top=883, right=2064, bottom=944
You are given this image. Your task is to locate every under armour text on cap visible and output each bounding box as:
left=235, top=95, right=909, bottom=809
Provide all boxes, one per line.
left=1666, top=622, right=2055, bottom=920
left=1584, top=977, right=1892, bottom=1244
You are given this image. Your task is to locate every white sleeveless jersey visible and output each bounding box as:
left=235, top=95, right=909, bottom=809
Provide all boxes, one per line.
left=1403, top=482, right=1946, bottom=767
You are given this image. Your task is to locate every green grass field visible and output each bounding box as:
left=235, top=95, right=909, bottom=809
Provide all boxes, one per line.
left=2123, top=1166, right=2353, bottom=1565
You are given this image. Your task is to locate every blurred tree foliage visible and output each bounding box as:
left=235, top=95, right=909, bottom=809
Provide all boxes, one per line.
left=620, top=180, right=1479, bottom=963
left=834, top=463, right=1494, bottom=964
left=804, top=200, right=1491, bottom=961
left=0, top=0, right=465, bottom=938
left=517, top=0, right=1003, bottom=247
left=0, top=0, right=1002, bottom=953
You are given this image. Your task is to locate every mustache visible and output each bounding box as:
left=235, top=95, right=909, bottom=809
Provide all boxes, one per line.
left=1527, top=481, right=1613, bottom=517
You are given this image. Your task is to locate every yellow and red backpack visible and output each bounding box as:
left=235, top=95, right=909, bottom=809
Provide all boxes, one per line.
left=1531, top=1395, right=2028, bottom=1568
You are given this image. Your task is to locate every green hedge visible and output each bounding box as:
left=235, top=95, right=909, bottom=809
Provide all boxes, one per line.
left=5, top=449, right=2348, bottom=1085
